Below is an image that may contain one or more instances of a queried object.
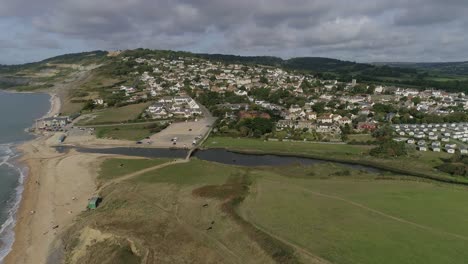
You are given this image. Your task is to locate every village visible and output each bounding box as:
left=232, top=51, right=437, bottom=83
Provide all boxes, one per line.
left=33, top=53, right=468, bottom=153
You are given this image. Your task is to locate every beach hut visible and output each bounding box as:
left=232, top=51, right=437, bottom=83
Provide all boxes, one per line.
left=88, top=197, right=101, bottom=210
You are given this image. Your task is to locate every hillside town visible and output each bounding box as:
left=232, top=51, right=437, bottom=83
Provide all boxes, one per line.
left=82, top=54, right=468, bottom=150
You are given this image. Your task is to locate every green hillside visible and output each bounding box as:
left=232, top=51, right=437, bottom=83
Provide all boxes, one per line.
left=1, top=49, right=468, bottom=93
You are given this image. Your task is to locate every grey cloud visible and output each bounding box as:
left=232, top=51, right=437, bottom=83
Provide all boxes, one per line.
left=1, top=0, right=468, bottom=62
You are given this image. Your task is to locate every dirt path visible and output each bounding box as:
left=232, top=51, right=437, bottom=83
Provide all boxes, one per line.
left=132, top=192, right=243, bottom=264
left=263, top=179, right=468, bottom=242
left=98, top=159, right=245, bottom=264
left=97, top=159, right=189, bottom=192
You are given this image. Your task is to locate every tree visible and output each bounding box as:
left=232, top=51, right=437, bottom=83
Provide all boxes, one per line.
left=411, top=97, right=422, bottom=105
left=82, top=100, right=95, bottom=111
left=372, top=125, right=393, bottom=141
left=370, top=140, right=407, bottom=158
left=312, top=102, right=326, bottom=114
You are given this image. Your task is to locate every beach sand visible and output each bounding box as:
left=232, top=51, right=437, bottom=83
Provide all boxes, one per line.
left=3, top=93, right=103, bottom=264
left=4, top=140, right=104, bottom=264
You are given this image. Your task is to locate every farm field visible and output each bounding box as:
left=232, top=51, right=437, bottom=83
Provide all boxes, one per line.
left=63, top=158, right=468, bottom=264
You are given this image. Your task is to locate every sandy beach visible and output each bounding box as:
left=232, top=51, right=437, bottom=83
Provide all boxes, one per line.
left=3, top=93, right=101, bottom=264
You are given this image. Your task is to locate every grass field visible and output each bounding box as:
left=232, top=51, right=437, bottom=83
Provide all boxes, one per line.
left=240, top=169, right=468, bottom=264
left=78, top=102, right=150, bottom=125
left=64, top=158, right=468, bottom=264
left=135, top=159, right=238, bottom=186
left=347, top=134, right=374, bottom=142
left=98, top=158, right=170, bottom=181
left=95, top=123, right=164, bottom=141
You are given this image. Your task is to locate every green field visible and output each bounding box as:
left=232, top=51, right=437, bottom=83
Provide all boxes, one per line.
left=135, top=159, right=237, bottom=186
left=137, top=159, right=468, bottom=264
left=67, top=158, right=468, bottom=264
left=95, top=123, right=165, bottom=141
left=79, top=102, right=150, bottom=125
left=347, top=134, right=374, bottom=143
left=241, top=169, right=468, bottom=264
left=95, top=125, right=151, bottom=141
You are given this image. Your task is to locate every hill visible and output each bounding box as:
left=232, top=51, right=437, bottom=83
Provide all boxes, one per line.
left=376, top=61, right=468, bottom=75
left=1, top=49, right=468, bottom=93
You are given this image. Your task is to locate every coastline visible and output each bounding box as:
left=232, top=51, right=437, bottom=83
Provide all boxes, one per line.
left=1, top=92, right=95, bottom=264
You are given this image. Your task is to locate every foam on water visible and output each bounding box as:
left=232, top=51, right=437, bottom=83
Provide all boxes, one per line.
left=0, top=144, right=26, bottom=262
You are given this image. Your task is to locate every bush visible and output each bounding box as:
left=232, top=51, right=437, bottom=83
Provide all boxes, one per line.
left=437, top=163, right=468, bottom=177
left=370, top=140, right=407, bottom=158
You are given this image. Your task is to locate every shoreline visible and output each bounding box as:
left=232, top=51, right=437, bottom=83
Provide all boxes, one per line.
left=0, top=145, right=27, bottom=262
left=1, top=91, right=66, bottom=264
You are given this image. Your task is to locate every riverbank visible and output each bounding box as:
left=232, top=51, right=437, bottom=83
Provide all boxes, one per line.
left=201, top=137, right=468, bottom=185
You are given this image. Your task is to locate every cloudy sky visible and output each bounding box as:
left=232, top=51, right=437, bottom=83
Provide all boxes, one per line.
left=1, top=0, right=468, bottom=64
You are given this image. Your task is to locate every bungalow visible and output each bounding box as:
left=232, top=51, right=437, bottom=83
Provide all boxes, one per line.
left=307, top=112, right=317, bottom=120
left=338, top=117, right=352, bottom=126
left=445, top=144, right=457, bottom=149
left=418, top=146, right=427, bottom=152
left=316, top=123, right=341, bottom=134
left=432, top=147, right=441, bottom=152
left=446, top=148, right=456, bottom=154
left=296, top=121, right=316, bottom=131
left=317, top=113, right=333, bottom=124
left=235, top=90, right=248, bottom=96
left=289, top=104, right=302, bottom=113
left=276, top=120, right=295, bottom=130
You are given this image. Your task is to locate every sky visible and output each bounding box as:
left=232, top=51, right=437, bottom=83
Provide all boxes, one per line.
left=1, top=0, right=468, bottom=64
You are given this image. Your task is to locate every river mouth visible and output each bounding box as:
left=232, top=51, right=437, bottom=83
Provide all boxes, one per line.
left=55, top=146, right=384, bottom=174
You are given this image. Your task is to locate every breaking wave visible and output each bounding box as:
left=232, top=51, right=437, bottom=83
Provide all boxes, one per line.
left=0, top=144, right=27, bottom=263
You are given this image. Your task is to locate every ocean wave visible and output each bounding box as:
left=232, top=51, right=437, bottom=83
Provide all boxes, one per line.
left=0, top=144, right=26, bottom=262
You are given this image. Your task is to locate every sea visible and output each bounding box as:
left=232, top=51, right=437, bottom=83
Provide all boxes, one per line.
left=0, top=90, right=50, bottom=262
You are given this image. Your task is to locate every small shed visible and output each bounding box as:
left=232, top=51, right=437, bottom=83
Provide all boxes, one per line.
left=88, top=197, right=101, bottom=210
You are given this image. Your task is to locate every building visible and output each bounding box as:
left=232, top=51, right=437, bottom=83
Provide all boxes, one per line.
left=238, top=111, right=271, bottom=120
left=460, top=147, right=468, bottom=154
left=317, top=113, right=333, bottom=124
left=40, top=117, right=70, bottom=129
left=357, top=122, right=377, bottom=132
